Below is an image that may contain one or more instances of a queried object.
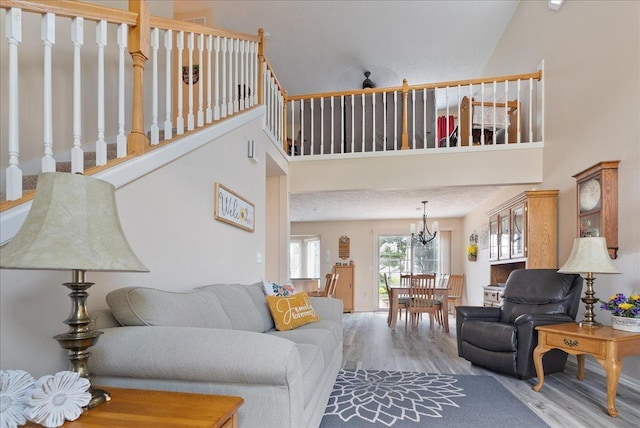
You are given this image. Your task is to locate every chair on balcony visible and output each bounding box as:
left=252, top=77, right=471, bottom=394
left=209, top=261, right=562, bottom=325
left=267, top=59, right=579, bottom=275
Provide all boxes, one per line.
left=456, top=269, right=583, bottom=379
left=308, top=273, right=339, bottom=298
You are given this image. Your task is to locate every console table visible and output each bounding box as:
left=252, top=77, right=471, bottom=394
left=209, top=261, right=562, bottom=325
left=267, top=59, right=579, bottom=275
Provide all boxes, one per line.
left=24, top=387, right=243, bottom=427
left=532, top=323, right=640, bottom=417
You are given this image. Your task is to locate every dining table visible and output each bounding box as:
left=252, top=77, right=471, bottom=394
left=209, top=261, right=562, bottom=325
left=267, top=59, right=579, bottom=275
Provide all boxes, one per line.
left=388, top=286, right=449, bottom=332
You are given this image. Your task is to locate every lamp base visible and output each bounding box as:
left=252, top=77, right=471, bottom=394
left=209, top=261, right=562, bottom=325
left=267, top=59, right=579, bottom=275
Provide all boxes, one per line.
left=54, top=270, right=109, bottom=409
left=579, top=319, right=602, bottom=328
left=579, top=273, right=600, bottom=328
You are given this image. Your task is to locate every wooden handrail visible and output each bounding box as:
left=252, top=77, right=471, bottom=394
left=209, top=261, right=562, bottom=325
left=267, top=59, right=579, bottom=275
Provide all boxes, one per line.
left=285, top=71, right=542, bottom=102
left=0, top=0, right=137, bottom=24
left=149, top=16, right=259, bottom=42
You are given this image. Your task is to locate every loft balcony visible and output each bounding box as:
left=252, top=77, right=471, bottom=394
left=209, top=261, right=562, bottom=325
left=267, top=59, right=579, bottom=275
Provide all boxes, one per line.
left=1, top=0, right=545, bottom=241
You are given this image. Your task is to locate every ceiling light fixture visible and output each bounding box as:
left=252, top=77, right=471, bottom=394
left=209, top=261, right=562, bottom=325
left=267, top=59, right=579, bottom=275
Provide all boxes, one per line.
left=548, top=0, right=564, bottom=11
left=362, top=71, right=374, bottom=89
left=410, top=201, right=438, bottom=245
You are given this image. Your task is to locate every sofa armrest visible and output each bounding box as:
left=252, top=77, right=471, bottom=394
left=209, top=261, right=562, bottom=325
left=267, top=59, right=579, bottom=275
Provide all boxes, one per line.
left=309, top=297, right=343, bottom=324
left=90, top=326, right=301, bottom=386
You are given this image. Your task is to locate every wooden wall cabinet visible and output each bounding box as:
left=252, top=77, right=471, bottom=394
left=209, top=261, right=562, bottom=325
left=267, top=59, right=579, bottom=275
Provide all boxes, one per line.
left=485, top=190, right=559, bottom=287
left=333, top=264, right=354, bottom=313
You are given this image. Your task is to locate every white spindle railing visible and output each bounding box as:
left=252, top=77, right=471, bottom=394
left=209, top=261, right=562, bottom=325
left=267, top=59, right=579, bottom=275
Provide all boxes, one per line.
left=117, top=23, right=128, bottom=157
left=95, top=20, right=107, bottom=164
left=70, top=17, right=83, bottom=174
left=41, top=12, right=55, bottom=173
left=5, top=7, right=22, bottom=200
left=150, top=27, right=159, bottom=145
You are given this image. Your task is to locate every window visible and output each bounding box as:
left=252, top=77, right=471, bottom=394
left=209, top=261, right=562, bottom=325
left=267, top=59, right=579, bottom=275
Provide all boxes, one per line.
left=290, top=235, right=320, bottom=279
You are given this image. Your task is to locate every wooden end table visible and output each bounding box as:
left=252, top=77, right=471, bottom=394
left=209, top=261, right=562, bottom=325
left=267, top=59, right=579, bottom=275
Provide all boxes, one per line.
left=24, top=387, right=243, bottom=427
left=532, top=322, right=640, bottom=417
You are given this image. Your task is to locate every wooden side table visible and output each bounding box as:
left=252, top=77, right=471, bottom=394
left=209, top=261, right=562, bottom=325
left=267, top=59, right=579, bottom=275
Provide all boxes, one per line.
left=24, top=387, right=243, bottom=427
left=532, top=323, right=640, bottom=417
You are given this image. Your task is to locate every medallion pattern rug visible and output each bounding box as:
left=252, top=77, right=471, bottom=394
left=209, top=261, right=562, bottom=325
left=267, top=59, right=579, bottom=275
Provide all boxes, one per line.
left=320, top=370, right=549, bottom=427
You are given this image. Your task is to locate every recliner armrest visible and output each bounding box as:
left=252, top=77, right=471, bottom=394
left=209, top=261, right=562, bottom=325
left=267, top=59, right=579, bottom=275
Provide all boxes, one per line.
left=456, top=306, right=501, bottom=321
left=513, top=313, right=576, bottom=327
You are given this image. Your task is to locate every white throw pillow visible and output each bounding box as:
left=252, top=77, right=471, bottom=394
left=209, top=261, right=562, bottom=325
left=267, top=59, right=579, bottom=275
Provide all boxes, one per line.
left=262, top=279, right=295, bottom=296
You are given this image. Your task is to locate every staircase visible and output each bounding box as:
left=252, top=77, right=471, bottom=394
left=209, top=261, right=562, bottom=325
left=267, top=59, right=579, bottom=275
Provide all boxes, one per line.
left=0, top=144, right=119, bottom=203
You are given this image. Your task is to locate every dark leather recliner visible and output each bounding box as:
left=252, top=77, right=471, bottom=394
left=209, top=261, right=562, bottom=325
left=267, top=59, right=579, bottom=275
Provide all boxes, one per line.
left=456, top=269, right=583, bottom=379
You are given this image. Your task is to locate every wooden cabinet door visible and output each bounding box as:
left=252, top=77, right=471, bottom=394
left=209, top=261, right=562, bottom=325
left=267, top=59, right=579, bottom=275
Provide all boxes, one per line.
left=511, top=203, right=526, bottom=259
left=333, top=265, right=354, bottom=312
left=489, top=215, right=499, bottom=260
left=498, top=209, right=511, bottom=260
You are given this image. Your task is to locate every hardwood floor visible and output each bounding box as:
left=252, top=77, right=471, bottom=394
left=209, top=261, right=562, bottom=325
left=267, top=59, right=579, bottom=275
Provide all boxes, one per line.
left=341, top=311, right=640, bottom=428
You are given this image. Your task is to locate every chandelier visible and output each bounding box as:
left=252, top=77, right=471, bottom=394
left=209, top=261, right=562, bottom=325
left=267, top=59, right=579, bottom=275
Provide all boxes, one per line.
left=411, top=201, right=438, bottom=245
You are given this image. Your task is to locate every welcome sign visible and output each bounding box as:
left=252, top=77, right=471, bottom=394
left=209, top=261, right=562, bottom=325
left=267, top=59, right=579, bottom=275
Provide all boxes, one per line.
left=214, top=182, right=255, bottom=232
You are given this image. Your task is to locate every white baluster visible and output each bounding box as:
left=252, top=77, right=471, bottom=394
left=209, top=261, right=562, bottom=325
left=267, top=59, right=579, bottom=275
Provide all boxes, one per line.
left=149, top=28, right=159, bottom=145
left=411, top=89, right=415, bottom=149
left=214, top=36, right=221, bottom=120
left=300, top=99, right=304, bottom=155
left=422, top=88, right=428, bottom=147
left=5, top=8, right=22, bottom=200
left=71, top=17, right=84, bottom=174
left=393, top=91, right=398, bottom=150
left=176, top=31, right=184, bottom=134
left=187, top=32, right=194, bottom=131
left=252, top=42, right=258, bottom=105
left=529, top=77, right=534, bottom=142
left=197, top=33, right=204, bottom=127
left=457, top=85, right=462, bottom=147
left=372, top=92, right=376, bottom=152
left=330, top=97, right=335, bottom=154
left=164, top=29, right=173, bottom=140
left=290, top=101, right=295, bottom=154
left=504, top=80, right=509, bottom=144
left=245, top=41, right=251, bottom=108
left=340, top=95, right=345, bottom=153
left=221, top=37, right=227, bottom=118
left=239, top=40, right=245, bottom=111
left=468, top=83, right=473, bottom=145
left=310, top=97, right=314, bottom=154
left=361, top=94, right=365, bottom=152
left=492, top=81, right=497, bottom=144
left=41, top=13, right=55, bottom=172
left=206, top=35, right=212, bottom=123
left=116, top=23, right=128, bottom=157
left=350, top=94, right=355, bottom=153
left=320, top=97, right=324, bottom=154
left=383, top=91, right=387, bottom=151
left=446, top=87, right=451, bottom=147
left=517, top=79, right=522, bottom=143
left=233, top=39, right=239, bottom=113
left=95, top=20, right=107, bottom=164
left=227, top=38, right=234, bottom=115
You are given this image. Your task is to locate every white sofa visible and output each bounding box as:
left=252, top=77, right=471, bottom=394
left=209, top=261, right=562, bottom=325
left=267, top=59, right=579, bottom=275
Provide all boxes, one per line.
left=89, top=283, right=343, bottom=428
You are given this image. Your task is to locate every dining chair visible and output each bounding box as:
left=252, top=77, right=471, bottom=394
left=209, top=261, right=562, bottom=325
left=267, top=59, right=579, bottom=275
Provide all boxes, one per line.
left=308, top=273, right=338, bottom=297
left=384, top=273, right=408, bottom=325
left=447, top=274, right=465, bottom=315
left=434, top=274, right=450, bottom=326
left=406, top=275, right=442, bottom=331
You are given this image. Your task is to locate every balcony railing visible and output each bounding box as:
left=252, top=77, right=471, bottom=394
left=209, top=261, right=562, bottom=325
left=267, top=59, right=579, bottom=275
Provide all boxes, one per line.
left=1, top=0, right=544, bottom=210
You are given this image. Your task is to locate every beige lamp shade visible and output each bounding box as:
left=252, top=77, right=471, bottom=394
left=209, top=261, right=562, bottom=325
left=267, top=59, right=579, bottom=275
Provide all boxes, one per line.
left=558, top=237, right=619, bottom=275
left=0, top=172, right=148, bottom=272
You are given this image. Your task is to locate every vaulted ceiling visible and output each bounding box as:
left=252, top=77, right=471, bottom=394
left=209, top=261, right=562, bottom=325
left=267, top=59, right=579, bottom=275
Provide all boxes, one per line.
left=175, top=0, right=524, bottom=221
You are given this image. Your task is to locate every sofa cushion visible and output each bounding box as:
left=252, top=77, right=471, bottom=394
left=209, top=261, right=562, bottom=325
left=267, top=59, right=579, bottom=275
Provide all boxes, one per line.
left=295, top=343, right=326, bottom=408
left=106, top=287, right=232, bottom=329
left=195, top=284, right=269, bottom=332
left=461, top=320, right=517, bottom=352
left=268, top=324, right=339, bottom=370
left=266, top=292, right=319, bottom=331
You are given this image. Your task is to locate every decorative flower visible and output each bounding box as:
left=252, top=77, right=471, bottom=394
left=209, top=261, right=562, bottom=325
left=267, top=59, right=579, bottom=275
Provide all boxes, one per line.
left=600, top=292, right=640, bottom=318
left=0, top=369, right=35, bottom=428
left=324, top=370, right=464, bottom=425
left=25, top=371, right=90, bottom=428
left=466, top=244, right=477, bottom=256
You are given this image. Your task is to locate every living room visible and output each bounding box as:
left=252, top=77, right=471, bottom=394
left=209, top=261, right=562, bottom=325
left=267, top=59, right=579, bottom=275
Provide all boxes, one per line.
left=0, top=0, right=638, bottom=427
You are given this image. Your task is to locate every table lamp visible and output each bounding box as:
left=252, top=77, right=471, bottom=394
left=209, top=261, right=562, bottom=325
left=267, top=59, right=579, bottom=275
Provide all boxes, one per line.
left=558, top=237, right=619, bottom=327
left=0, top=172, right=148, bottom=408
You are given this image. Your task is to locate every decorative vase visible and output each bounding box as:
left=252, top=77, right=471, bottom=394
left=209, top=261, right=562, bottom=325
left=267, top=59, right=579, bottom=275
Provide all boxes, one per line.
left=468, top=254, right=477, bottom=262
left=611, top=316, right=640, bottom=333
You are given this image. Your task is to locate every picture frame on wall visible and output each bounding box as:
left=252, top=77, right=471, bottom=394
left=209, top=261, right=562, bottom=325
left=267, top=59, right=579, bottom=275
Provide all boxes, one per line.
left=214, top=182, right=255, bottom=232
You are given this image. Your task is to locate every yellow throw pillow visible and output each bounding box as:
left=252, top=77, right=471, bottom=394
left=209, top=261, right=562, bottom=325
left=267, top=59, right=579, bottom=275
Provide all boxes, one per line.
left=266, top=292, right=320, bottom=331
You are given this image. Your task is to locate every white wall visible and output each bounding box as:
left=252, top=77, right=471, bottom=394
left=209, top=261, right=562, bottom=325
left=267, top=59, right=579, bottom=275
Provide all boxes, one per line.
left=463, top=0, right=640, bottom=380
left=0, top=116, right=269, bottom=376
left=291, top=218, right=463, bottom=312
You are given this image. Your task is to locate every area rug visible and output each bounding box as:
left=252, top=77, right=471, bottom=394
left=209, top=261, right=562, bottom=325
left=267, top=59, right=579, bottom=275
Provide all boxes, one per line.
left=320, top=370, right=549, bottom=427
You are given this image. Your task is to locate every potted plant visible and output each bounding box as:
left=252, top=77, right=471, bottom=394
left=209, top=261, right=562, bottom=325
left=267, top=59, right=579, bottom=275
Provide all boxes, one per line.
left=600, top=292, right=640, bottom=332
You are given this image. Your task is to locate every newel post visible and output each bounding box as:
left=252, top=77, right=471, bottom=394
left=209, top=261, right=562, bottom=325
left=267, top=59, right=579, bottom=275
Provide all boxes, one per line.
left=258, top=28, right=265, bottom=106
left=401, top=79, right=409, bottom=150
left=127, top=0, right=150, bottom=155
left=282, top=89, right=288, bottom=152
